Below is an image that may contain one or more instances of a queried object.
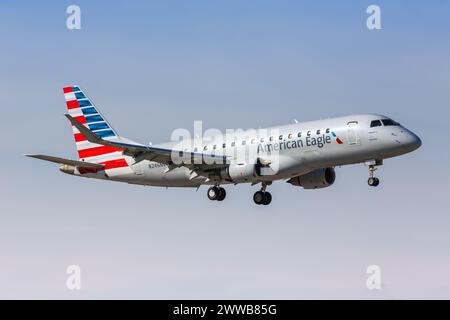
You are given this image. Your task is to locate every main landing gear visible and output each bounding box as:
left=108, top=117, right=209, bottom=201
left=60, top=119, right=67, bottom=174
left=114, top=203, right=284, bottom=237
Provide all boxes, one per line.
left=207, top=182, right=273, bottom=205
left=253, top=182, right=272, bottom=205
left=367, top=161, right=381, bottom=187
left=207, top=186, right=226, bottom=201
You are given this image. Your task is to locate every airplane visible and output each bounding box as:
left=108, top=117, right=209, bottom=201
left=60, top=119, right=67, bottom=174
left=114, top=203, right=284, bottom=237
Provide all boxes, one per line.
left=26, top=86, right=422, bottom=205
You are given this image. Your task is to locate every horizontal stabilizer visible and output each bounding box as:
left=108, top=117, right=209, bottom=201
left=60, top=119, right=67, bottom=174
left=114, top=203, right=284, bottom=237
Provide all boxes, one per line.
left=25, top=154, right=104, bottom=169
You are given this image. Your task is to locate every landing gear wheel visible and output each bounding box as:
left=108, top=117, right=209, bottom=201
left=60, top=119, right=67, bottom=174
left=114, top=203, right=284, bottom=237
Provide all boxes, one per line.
left=217, top=188, right=226, bottom=201
left=368, top=177, right=380, bottom=187
left=263, top=192, right=272, bottom=205
left=253, top=191, right=265, bottom=205
left=254, top=191, right=272, bottom=205
left=367, top=162, right=381, bottom=187
left=207, top=186, right=220, bottom=200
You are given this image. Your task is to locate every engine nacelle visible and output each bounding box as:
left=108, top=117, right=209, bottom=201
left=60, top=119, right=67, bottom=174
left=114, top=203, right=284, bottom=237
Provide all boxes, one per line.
left=220, top=163, right=256, bottom=183
left=288, top=167, right=336, bottom=189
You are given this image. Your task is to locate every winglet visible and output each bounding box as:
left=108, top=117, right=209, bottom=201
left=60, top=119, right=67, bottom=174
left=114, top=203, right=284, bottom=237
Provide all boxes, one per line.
left=65, top=114, right=105, bottom=145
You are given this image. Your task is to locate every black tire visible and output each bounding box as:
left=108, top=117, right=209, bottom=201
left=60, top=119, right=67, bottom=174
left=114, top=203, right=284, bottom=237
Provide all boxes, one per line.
left=373, top=177, right=380, bottom=187
left=207, top=186, right=219, bottom=200
left=217, top=188, right=226, bottom=201
left=263, top=192, right=272, bottom=205
left=368, top=177, right=375, bottom=186
left=253, top=191, right=265, bottom=205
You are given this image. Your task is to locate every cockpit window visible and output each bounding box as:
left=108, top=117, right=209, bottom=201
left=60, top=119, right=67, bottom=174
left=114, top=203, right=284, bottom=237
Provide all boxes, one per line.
left=370, top=120, right=382, bottom=127
left=381, top=119, right=399, bottom=126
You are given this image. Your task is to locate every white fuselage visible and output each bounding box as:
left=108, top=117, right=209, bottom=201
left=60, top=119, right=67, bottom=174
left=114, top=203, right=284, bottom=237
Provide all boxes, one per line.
left=76, top=114, right=421, bottom=187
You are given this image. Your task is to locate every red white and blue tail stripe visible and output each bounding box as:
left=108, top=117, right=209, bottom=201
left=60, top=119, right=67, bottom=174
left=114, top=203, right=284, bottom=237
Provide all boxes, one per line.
left=63, top=85, right=131, bottom=174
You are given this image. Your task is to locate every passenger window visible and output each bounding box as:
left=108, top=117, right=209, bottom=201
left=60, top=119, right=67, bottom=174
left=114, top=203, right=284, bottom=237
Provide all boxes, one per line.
left=194, top=147, right=198, bottom=152
left=269, top=136, right=274, bottom=141
left=231, top=142, right=235, bottom=147
left=279, top=135, right=283, bottom=140
left=222, top=143, right=226, bottom=148
left=288, top=133, right=293, bottom=139
left=297, top=132, right=302, bottom=137
left=316, top=130, right=320, bottom=135
left=242, top=140, right=246, bottom=145
left=370, top=120, right=382, bottom=128
left=213, top=145, right=217, bottom=150
left=326, top=128, right=330, bottom=134
left=307, top=131, right=311, bottom=136
left=203, top=146, right=208, bottom=151
left=260, top=137, right=265, bottom=143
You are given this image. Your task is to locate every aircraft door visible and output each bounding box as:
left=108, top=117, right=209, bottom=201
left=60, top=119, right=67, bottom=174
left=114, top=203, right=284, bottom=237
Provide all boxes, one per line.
left=346, top=121, right=360, bottom=145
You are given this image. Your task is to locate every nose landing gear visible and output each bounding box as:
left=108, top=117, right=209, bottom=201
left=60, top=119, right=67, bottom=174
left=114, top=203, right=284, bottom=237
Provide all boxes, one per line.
left=368, top=175, right=380, bottom=187
left=366, top=161, right=381, bottom=187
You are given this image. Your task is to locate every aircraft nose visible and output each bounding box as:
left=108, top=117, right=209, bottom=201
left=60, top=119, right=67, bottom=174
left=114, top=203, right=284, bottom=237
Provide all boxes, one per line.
left=403, top=130, right=422, bottom=152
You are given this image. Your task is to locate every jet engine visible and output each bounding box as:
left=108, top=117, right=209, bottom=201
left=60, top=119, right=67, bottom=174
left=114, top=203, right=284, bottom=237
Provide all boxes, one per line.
left=219, top=163, right=256, bottom=183
left=288, top=167, right=336, bottom=189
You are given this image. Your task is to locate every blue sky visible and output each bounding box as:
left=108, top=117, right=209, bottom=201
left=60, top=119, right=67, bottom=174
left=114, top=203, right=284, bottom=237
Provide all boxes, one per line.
left=0, top=1, right=449, bottom=299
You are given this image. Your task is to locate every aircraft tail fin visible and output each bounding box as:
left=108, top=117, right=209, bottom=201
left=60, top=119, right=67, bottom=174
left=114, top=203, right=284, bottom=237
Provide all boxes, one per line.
left=62, top=85, right=128, bottom=170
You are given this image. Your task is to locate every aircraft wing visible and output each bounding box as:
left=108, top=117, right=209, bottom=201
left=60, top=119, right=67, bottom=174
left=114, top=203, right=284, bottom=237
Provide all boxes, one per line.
left=25, top=154, right=104, bottom=169
left=65, top=114, right=227, bottom=167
